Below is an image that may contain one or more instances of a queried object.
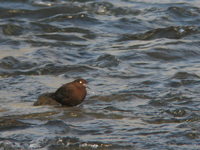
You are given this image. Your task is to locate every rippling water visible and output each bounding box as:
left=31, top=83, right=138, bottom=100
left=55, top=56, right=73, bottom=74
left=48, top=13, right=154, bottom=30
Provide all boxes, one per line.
left=0, top=0, right=200, bottom=149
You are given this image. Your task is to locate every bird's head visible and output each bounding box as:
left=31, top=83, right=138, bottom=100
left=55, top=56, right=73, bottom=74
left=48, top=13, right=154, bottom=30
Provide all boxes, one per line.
left=73, top=79, right=88, bottom=88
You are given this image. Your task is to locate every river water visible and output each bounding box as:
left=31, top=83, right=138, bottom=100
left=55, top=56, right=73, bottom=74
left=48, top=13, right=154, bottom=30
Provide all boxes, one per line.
left=0, top=0, right=200, bottom=149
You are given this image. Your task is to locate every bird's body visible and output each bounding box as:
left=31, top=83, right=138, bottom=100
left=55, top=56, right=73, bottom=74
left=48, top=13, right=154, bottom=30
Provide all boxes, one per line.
left=53, top=79, right=87, bottom=106
left=34, top=79, right=87, bottom=106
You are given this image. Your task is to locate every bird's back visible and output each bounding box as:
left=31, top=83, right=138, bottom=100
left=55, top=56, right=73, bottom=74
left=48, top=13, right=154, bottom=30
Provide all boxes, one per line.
left=53, top=83, right=86, bottom=106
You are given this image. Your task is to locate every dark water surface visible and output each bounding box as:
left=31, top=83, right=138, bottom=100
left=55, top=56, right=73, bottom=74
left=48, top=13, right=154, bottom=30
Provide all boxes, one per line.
left=0, top=0, right=200, bottom=149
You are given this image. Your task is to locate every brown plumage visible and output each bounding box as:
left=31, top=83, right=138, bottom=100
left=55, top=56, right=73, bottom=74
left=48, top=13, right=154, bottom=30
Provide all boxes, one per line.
left=34, top=79, right=87, bottom=106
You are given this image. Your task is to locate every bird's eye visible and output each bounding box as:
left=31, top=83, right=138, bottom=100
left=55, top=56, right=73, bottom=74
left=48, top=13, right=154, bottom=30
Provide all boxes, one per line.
left=79, top=81, right=82, bottom=84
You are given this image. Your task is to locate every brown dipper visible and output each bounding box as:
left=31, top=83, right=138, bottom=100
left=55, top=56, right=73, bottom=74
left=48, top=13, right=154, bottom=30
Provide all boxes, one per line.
left=34, top=79, right=87, bottom=106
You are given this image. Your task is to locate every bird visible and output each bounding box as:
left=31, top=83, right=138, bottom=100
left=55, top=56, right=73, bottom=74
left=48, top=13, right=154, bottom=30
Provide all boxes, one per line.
left=34, top=79, right=88, bottom=106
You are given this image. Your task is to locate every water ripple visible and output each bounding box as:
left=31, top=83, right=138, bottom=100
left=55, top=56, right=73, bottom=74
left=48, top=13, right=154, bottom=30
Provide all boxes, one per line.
left=0, top=0, right=200, bottom=149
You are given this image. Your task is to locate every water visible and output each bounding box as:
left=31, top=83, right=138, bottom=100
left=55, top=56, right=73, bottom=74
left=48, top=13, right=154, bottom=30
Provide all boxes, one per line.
left=0, top=0, right=200, bottom=149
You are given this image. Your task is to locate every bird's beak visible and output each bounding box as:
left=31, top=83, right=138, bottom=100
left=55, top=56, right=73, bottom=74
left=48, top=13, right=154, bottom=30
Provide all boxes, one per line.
left=83, top=83, right=90, bottom=89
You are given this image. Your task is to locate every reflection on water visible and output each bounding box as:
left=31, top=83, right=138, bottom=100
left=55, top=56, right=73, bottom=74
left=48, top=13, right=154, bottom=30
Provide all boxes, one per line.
left=0, top=0, right=200, bottom=149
